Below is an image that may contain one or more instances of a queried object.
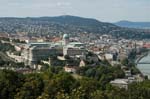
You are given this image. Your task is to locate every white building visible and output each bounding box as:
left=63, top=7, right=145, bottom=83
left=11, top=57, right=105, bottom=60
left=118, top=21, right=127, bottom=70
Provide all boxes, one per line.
left=105, top=53, right=113, bottom=60
left=22, top=34, right=88, bottom=67
left=64, top=66, right=77, bottom=73
left=110, top=79, right=129, bottom=89
left=62, top=34, right=87, bottom=57
left=21, top=42, right=63, bottom=66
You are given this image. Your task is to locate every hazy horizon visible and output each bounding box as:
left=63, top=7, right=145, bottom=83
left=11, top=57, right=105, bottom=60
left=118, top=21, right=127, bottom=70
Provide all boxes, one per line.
left=0, top=0, right=149, bottom=22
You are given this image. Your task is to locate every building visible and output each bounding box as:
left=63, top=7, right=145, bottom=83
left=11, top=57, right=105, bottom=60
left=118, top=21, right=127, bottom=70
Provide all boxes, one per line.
left=110, top=79, right=129, bottom=89
left=63, top=34, right=69, bottom=45
left=22, top=42, right=63, bottom=66
left=63, top=42, right=87, bottom=57
left=64, top=66, right=77, bottom=73
left=125, top=70, right=132, bottom=77
left=105, top=53, right=113, bottom=60
left=79, top=60, right=86, bottom=67
left=63, top=47, right=87, bottom=57
left=21, top=34, right=88, bottom=67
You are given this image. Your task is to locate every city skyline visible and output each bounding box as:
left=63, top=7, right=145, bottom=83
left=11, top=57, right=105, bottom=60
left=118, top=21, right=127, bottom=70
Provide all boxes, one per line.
left=0, top=0, right=150, bottom=22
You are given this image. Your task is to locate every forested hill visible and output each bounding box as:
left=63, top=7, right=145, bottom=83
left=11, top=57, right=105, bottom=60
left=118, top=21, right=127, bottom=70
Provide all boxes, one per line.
left=0, top=15, right=150, bottom=39
left=36, top=15, right=115, bottom=26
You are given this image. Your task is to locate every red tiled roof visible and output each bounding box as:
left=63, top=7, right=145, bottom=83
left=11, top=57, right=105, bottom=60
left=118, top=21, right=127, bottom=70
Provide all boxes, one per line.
left=143, top=44, right=150, bottom=48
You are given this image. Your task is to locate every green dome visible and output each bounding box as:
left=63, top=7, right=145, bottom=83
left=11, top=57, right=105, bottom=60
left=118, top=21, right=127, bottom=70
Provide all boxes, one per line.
left=63, top=34, right=69, bottom=39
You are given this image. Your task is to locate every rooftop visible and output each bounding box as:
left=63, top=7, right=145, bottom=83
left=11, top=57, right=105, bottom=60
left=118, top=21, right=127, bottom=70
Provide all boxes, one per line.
left=110, top=79, right=128, bottom=84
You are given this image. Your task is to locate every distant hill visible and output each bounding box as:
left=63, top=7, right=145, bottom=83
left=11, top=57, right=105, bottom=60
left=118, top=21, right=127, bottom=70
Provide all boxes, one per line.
left=114, top=21, right=150, bottom=29
left=0, top=15, right=118, bottom=35
left=38, top=15, right=114, bottom=27
left=0, top=15, right=150, bottom=39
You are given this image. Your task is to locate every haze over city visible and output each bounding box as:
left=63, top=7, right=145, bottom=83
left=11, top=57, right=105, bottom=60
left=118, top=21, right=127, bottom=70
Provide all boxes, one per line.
left=0, top=0, right=150, bottom=22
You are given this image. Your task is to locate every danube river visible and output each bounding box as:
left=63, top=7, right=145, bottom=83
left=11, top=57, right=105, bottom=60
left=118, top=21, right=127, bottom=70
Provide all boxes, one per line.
left=137, top=53, right=150, bottom=79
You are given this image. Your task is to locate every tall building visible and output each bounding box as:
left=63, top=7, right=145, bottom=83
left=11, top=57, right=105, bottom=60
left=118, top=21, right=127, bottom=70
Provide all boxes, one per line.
left=63, top=34, right=69, bottom=45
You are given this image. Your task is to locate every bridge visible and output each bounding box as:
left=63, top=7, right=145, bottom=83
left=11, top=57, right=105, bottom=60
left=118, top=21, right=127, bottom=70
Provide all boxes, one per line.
left=138, top=62, right=150, bottom=64
left=136, top=51, right=150, bottom=65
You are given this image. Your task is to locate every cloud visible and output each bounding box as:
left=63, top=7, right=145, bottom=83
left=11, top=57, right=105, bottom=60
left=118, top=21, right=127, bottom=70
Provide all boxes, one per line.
left=2, top=0, right=72, bottom=9
left=57, top=2, right=71, bottom=7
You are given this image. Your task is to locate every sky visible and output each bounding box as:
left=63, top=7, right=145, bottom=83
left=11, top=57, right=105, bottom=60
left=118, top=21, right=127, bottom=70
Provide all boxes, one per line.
left=0, top=0, right=149, bottom=22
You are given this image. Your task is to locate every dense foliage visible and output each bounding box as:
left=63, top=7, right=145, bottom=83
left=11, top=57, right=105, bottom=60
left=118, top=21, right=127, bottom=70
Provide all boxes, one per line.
left=0, top=68, right=149, bottom=99
left=77, top=66, right=125, bottom=85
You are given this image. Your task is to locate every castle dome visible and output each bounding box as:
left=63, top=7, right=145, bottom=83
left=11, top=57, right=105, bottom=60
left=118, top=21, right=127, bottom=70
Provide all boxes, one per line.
left=63, top=34, right=69, bottom=39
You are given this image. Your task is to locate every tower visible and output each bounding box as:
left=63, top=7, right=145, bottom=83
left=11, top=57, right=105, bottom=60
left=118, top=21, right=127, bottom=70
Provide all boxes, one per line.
left=63, top=34, right=69, bottom=46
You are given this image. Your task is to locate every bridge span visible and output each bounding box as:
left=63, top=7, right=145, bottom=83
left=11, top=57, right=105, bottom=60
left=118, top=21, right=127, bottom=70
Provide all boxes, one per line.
left=136, top=51, right=150, bottom=65
left=138, top=62, right=150, bottom=64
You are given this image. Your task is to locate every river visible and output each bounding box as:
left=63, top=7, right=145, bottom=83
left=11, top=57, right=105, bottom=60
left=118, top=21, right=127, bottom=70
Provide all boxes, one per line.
left=137, top=53, right=150, bottom=79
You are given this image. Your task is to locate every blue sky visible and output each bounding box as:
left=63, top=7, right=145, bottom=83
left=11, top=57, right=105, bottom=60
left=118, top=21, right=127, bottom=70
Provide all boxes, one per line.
left=0, top=0, right=149, bottom=22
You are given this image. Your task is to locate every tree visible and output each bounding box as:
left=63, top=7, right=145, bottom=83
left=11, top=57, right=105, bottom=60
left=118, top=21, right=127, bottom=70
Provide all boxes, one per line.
left=121, top=58, right=129, bottom=66
left=15, top=74, right=44, bottom=99
left=0, top=70, right=24, bottom=99
left=43, top=72, right=77, bottom=99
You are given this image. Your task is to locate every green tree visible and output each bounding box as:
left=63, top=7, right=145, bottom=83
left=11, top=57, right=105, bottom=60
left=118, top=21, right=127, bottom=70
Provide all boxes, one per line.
left=43, top=72, right=77, bottom=99
left=0, top=70, right=24, bottom=99
left=15, top=74, right=44, bottom=99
